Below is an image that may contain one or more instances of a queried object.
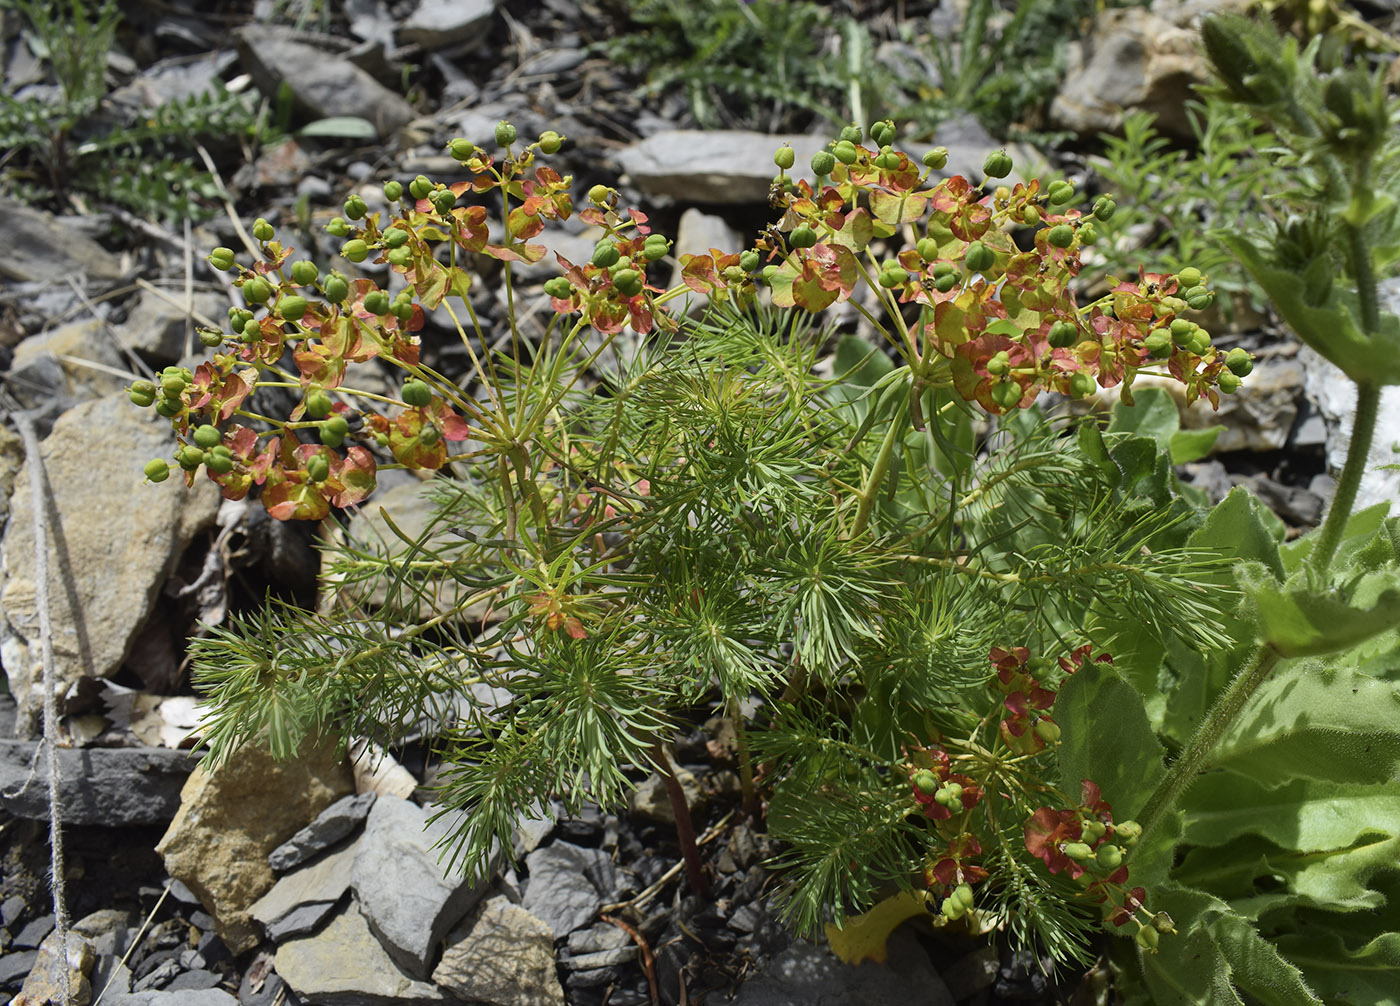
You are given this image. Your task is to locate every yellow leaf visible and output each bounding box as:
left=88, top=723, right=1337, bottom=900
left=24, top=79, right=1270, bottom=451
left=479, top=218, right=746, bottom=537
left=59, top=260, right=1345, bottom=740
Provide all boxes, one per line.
left=824, top=890, right=928, bottom=965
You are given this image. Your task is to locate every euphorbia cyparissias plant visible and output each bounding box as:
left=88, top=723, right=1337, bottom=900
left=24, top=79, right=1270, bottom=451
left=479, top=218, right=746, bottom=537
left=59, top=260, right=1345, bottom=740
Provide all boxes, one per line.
left=130, top=120, right=1249, bottom=966
left=131, top=126, right=1240, bottom=522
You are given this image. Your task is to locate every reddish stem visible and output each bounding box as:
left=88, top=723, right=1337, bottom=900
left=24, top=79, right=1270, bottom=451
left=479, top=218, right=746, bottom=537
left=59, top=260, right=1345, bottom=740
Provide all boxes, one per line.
left=652, top=743, right=710, bottom=898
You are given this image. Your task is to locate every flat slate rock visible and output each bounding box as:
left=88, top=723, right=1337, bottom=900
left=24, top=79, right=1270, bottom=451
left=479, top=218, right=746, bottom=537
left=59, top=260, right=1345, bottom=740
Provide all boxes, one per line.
left=252, top=838, right=360, bottom=942
left=270, top=791, right=375, bottom=872
left=274, top=899, right=452, bottom=1006
left=351, top=797, right=494, bottom=978
left=520, top=840, right=618, bottom=938
left=0, top=742, right=197, bottom=824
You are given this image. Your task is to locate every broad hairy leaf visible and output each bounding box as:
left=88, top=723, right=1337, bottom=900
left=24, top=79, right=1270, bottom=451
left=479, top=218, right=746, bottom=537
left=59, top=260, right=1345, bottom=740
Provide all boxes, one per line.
left=1274, top=927, right=1400, bottom=1005
left=1055, top=660, right=1165, bottom=823
left=1240, top=561, right=1400, bottom=657
left=1107, top=385, right=1223, bottom=464
left=1183, top=775, right=1400, bottom=852
left=1211, top=670, right=1400, bottom=788
left=1136, top=885, right=1322, bottom=1006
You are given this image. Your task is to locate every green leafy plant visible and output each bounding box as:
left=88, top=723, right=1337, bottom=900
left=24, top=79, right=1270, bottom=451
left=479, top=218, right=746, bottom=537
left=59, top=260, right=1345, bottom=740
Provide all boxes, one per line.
left=0, top=0, right=264, bottom=219
left=603, top=0, right=880, bottom=131
left=134, top=11, right=1400, bottom=990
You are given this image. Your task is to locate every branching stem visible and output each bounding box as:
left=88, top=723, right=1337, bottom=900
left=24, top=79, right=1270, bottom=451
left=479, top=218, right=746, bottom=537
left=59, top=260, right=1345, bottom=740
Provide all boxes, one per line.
left=651, top=743, right=710, bottom=897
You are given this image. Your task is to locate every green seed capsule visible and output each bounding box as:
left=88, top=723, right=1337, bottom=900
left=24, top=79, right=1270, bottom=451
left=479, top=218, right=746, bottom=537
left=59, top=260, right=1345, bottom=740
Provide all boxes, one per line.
left=613, top=269, right=644, bottom=298
left=811, top=151, right=836, bottom=176
left=1092, top=195, right=1117, bottom=221
left=1176, top=267, right=1202, bottom=288
left=363, top=290, right=390, bottom=315
left=161, top=374, right=187, bottom=397
left=1047, top=224, right=1075, bottom=248
left=986, top=351, right=1011, bottom=377
left=306, top=389, right=334, bottom=419
left=916, top=237, right=939, bottom=262
left=279, top=295, right=308, bottom=322
left=839, top=125, right=863, bottom=143
left=642, top=236, right=670, bottom=261
left=1062, top=842, right=1095, bottom=862
left=774, top=145, right=796, bottom=170
left=344, top=195, right=368, bottom=220
left=432, top=190, right=457, bottom=216
left=1021, top=205, right=1041, bottom=226
left=242, top=277, right=272, bottom=304
left=387, top=247, right=411, bottom=268
left=934, top=273, right=958, bottom=293
left=306, top=454, right=330, bottom=482
left=833, top=140, right=858, bottom=164
left=208, top=247, right=236, bottom=271
left=391, top=297, right=414, bottom=321
left=964, top=241, right=995, bottom=272
left=1218, top=371, right=1242, bottom=393
left=1136, top=927, right=1160, bottom=951
left=204, top=452, right=234, bottom=475
left=409, top=175, right=433, bottom=200
left=983, top=149, right=1013, bottom=179
left=129, top=381, right=156, bottom=407
left=588, top=184, right=610, bottom=205
left=592, top=241, right=621, bottom=268
left=1096, top=844, right=1123, bottom=869
left=543, top=277, right=574, bottom=299
left=326, top=217, right=350, bottom=238
left=144, top=458, right=170, bottom=482
left=739, top=250, right=761, bottom=272
left=992, top=381, right=1022, bottom=410
left=176, top=446, right=206, bottom=470
left=953, top=884, right=975, bottom=909
left=1225, top=347, right=1253, bottom=377
left=342, top=239, right=369, bottom=263
left=1144, top=331, right=1172, bottom=358
left=401, top=380, right=433, bottom=407
left=1069, top=371, right=1096, bottom=398
left=1048, top=181, right=1075, bottom=205
left=418, top=424, right=441, bottom=446
left=912, top=770, right=939, bottom=795
left=290, top=260, right=319, bottom=286
left=538, top=130, right=563, bottom=154
left=192, top=425, right=221, bottom=448
left=789, top=226, right=818, bottom=249
left=323, top=273, right=350, bottom=303
left=1170, top=318, right=1194, bottom=340
left=942, top=898, right=965, bottom=921
left=878, top=266, right=908, bottom=288
left=449, top=138, right=475, bottom=161
left=495, top=121, right=518, bottom=148
left=155, top=398, right=183, bottom=418
left=1048, top=320, right=1077, bottom=348
left=922, top=146, right=948, bottom=170
left=383, top=180, right=403, bottom=202
left=252, top=218, right=275, bottom=242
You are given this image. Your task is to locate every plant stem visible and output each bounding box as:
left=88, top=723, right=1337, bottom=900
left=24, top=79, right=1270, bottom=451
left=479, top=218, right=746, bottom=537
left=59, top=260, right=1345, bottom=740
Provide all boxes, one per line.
left=1309, top=381, right=1381, bottom=577
left=849, top=408, right=903, bottom=537
left=651, top=743, right=710, bottom=897
left=728, top=696, right=757, bottom=818
left=1136, top=642, right=1281, bottom=847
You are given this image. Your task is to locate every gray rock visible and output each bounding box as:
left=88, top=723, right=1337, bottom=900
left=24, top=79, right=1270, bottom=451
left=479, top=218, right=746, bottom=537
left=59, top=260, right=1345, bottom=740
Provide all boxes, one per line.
left=274, top=899, right=451, bottom=1005
left=399, top=0, right=498, bottom=50
left=513, top=802, right=557, bottom=857
left=521, top=840, right=617, bottom=938
left=351, top=797, right=495, bottom=978
left=0, top=393, right=222, bottom=737
left=1301, top=342, right=1400, bottom=513
left=562, top=946, right=636, bottom=970
left=432, top=895, right=563, bottom=1006
left=0, top=742, right=196, bottom=824
left=668, top=208, right=745, bottom=314
left=269, top=792, right=376, bottom=872
left=9, top=318, right=131, bottom=407
left=106, top=990, right=239, bottom=1006
left=1049, top=6, right=1209, bottom=141
left=115, top=289, right=228, bottom=362
left=726, top=930, right=953, bottom=1006
left=234, top=26, right=415, bottom=140
left=1196, top=357, right=1304, bottom=453
left=0, top=949, right=38, bottom=986
left=336, top=478, right=496, bottom=632
left=615, top=131, right=833, bottom=204
left=252, top=838, right=360, bottom=942
left=13, top=913, right=54, bottom=948
left=566, top=921, right=631, bottom=954
left=163, top=969, right=222, bottom=991
left=0, top=196, right=123, bottom=284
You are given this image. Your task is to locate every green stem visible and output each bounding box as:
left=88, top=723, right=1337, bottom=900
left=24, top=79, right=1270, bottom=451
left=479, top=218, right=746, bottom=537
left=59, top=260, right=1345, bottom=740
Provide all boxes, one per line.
left=1309, top=381, right=1381, bottom=577
left=1137, top=643, right=1281, bottom=847
left=849, top=410, right=903, bottom=537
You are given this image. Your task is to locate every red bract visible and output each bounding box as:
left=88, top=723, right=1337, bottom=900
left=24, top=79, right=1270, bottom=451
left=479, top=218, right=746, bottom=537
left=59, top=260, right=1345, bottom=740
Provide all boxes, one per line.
left=187, top=360, right=253, bottom=424
left=261, top=437, right=377, bottom=521
left=1024, top=806, right=1083, bottom=876
left=925, top=833, right=988, bottom=889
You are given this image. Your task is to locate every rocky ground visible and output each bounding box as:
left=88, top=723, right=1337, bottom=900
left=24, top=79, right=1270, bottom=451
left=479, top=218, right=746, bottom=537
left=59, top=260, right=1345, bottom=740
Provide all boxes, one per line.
left=4, top=0, right=1400, bottom=1004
